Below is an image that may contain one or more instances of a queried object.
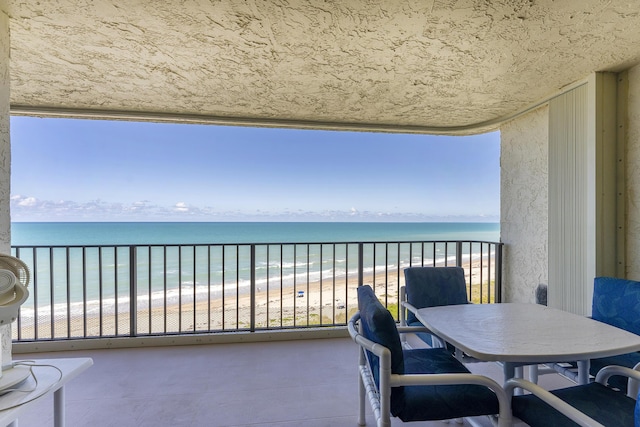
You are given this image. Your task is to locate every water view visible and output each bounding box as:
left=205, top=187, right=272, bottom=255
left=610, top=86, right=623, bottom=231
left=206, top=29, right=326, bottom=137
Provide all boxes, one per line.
left=10, top=222, right=501, bottom=340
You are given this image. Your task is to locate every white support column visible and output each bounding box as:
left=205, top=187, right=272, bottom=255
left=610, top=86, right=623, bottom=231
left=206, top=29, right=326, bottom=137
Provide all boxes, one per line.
left=590, top=72, right=620, bottom=280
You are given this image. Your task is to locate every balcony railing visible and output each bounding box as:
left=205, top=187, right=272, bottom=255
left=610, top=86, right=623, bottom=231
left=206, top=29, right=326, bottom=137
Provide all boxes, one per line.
left=11, top=240, right=502, bottom=342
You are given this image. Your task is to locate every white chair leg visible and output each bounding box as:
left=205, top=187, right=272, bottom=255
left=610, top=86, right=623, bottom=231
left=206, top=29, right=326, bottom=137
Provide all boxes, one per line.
left=358, top=366, right=366, bottom=426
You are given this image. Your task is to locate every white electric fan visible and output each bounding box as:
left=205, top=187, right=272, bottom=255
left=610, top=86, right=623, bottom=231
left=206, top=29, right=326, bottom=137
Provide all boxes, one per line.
left=0, top=254, right=29, bottom=324
left=0, top=254, right=31, bottom=389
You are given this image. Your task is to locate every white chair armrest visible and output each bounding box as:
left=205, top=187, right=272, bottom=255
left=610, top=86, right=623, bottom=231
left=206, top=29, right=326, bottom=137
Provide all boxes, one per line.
left=402, top=300, right=419, bottom=316
left=628, top=361, right=640, bottom=399
left=594, top=364, right=640, bottom=398
left=397, top=324, right=437, bottom=335
left=398, top=303, right=448, bottom=348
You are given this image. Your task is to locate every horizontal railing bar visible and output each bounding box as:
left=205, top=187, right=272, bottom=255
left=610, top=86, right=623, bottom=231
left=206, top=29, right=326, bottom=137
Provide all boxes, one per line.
left=12, top=239, right=500, bottom=249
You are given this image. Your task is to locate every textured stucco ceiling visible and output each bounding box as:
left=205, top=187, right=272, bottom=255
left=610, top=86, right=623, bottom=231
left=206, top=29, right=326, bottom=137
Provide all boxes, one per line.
left=6, top=0, right=640, bottom=134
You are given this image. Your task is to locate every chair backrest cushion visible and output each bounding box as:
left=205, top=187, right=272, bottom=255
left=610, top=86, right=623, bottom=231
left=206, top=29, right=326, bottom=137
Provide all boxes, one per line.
left=357, top=285, right=404, bottom=376
left=404, top=266, right=468, bottom=324
left=357, top=285, right=407, bottom=413
left=592, top=277, right=640, bottom=336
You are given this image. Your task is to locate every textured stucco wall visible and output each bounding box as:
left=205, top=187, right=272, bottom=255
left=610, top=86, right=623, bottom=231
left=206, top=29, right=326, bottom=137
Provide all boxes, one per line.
left=500, top=106, right=549, bottom=303
left=0, top=4, right=9, bottom=252
left=0, top=3, right=12, bottom=367
left=627, top=65, right=640, bottom=280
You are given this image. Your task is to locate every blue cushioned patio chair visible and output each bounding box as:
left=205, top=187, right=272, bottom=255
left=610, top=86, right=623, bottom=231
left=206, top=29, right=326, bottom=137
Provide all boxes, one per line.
left=588, top=277, right=640, bottom=393
left=538, top=277, right=640, bottom=391
left=506, top=365, right=640, bottom=427
left=399, top=266, right=468, bottom=351
left=349, top=285, right=510, bottom=427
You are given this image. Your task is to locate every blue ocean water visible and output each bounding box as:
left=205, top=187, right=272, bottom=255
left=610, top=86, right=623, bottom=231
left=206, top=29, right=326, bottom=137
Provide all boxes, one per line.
left=11, top=222, right=500, bottom=246
left=10, top=222, right=500, bottom=312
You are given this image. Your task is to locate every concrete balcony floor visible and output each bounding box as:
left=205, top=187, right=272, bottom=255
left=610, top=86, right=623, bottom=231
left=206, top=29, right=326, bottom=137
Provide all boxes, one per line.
left=12, top=335, right=574, bottom=427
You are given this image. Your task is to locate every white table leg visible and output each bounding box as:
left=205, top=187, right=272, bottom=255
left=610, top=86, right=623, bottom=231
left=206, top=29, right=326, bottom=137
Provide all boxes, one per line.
left=514, top=366, right=524, bottom=379
left=504, top=362, right=526, bottom=395
left=503, top=362, right=516, bottom=382
left=577, top=360, right=590, bottom=385
left=53, top=386, right=65, bottom=427
left=528, top=364, right=539, bottom=383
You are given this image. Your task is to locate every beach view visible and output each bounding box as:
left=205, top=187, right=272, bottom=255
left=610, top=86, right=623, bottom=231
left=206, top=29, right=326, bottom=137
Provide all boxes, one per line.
left=9, top=117, right=501, bottom=340
left=11, top=222, right=501, bottom=339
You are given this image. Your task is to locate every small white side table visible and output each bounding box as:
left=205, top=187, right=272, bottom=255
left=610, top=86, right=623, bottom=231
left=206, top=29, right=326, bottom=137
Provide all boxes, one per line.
left=0, top=357, right=93, bottom=427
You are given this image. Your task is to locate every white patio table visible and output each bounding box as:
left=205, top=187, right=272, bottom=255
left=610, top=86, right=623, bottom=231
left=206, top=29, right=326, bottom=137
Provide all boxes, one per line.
left=415, top=303, right=640, bottom=384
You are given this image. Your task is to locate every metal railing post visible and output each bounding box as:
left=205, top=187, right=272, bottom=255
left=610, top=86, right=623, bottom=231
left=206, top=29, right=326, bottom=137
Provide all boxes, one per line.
left=358, top=243, right=364, bottom=286
left=250, top=244, right=256, bottom=332
left=496, top=243, right=503, bottom=303
left=456, top=241, right=463, bottom=267
left=129, top=246, right=137, bottom=337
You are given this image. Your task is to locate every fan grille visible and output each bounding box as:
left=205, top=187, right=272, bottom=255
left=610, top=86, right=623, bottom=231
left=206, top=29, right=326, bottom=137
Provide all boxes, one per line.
left=0, top=255, right=29, bottom=287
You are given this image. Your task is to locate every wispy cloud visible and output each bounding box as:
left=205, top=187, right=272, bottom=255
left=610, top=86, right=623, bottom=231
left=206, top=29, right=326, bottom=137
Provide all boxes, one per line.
left=10, top=195, right=499, bottom=223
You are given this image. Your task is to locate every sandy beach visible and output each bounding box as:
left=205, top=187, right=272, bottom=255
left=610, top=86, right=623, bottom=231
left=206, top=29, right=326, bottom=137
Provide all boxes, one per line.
left=15, top=259, right=497, bottom=339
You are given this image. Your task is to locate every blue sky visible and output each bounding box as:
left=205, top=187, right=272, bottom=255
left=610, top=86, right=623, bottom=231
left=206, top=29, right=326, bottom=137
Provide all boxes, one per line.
left=9, top=116, right=500, bottom=222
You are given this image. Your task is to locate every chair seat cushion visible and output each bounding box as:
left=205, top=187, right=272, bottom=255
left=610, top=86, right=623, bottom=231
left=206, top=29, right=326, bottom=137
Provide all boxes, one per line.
left=512, top=382, right=636, bottom=427
left=393, top=348, right=500, bottom=421
left=589, top=352, right=640, bottom=392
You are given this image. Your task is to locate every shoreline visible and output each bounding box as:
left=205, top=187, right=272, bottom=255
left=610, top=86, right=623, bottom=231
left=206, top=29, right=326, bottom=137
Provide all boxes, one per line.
left=14, top=259, right=497, bottom=338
